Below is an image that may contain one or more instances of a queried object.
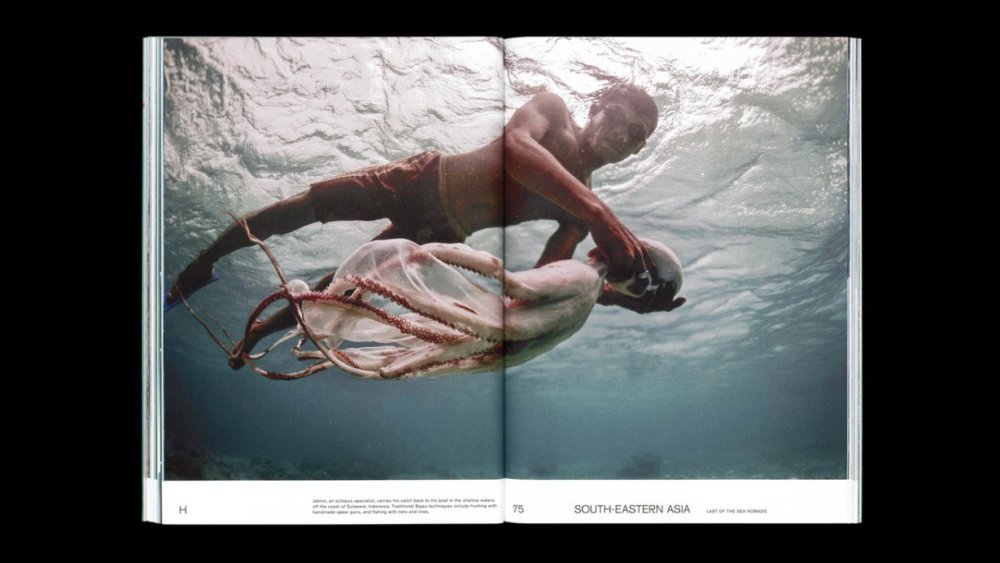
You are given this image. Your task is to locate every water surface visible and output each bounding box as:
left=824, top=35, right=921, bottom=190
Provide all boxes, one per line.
left=161, top=37, right=849, bottom=480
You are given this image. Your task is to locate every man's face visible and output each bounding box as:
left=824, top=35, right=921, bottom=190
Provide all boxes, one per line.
left=588, top=101, right=655, bottom=164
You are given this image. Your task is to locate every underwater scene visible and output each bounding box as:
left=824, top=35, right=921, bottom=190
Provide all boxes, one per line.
left=161, top=37, right=849, bottom=480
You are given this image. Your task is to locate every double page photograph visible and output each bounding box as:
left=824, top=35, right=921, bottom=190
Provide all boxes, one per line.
left=143, top=36, right=861, bottom=524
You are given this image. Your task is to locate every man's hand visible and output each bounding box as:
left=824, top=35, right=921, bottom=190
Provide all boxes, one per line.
left=589, top=211, right=654, bottom=286
left=597, top=280, right=686, bottom=314
left=166, top=258, right=215, bottom=306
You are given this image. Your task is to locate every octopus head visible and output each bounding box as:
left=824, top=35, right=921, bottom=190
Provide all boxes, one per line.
left=608, top=238, right=684, bottom=299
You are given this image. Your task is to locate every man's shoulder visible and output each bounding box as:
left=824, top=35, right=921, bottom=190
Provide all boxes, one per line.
left=528, top=91, right=567, bottom=105
left=520, top=92, right=578, bottom=134
left=524, top=91, right=571, bottom=117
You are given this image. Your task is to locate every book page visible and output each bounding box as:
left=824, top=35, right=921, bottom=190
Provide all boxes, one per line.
left=151, top=37, right=506, bottom=524
left=501, top=37, right=859, bottom=523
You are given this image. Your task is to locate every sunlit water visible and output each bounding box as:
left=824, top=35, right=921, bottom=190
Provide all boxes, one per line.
left=161, top=37, right=849, bottom=480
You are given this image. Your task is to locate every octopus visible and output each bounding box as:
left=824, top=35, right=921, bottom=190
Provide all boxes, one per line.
left=183, top=221, right=683, bottom=380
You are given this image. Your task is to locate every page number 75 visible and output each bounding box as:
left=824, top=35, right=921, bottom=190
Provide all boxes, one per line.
left=512, top=505, right=524, bottom=513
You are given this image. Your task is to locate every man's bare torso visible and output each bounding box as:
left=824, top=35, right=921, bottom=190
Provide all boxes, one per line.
left=441, top=106, right=591, bottom=234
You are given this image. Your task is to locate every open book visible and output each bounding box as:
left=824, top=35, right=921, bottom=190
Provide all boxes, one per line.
left=142, top=37, right=862, bottom=524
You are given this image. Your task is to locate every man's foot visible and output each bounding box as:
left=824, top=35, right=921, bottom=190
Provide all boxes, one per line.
left=228, top=340, right=249, bottom=370
left=166, top=259, right=216, bottom=306
left=228, top=328, right=264, bottom=370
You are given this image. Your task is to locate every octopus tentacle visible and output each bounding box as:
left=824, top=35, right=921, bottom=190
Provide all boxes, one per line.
left=343, top=276, right=498, bottom=342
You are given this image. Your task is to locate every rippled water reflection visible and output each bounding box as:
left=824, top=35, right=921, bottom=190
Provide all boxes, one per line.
left=162, top=37, right=849, bottom=480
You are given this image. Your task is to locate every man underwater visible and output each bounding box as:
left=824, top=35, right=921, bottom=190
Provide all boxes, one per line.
left=167, top=85, right=686, bottom=365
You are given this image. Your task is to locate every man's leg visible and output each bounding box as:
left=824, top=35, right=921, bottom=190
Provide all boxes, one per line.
left=228, top=269, right=338, bottom=369
left=168, top=191, right=317, bottom=304
left=169, top=171, right=393, bottom=305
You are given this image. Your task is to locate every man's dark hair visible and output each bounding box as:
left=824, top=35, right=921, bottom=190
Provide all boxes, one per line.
left=590, top=84, right=659, bottom=134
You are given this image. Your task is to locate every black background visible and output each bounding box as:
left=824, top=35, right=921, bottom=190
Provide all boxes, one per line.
left=78, top=16, right=911, bottom=552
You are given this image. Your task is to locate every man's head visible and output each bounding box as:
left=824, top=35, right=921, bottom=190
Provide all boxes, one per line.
left=584, top=84, right=659, bottom=164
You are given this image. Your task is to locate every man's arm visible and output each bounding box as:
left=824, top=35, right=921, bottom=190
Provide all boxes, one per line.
left=504, top=93, right=651, bottom=282
left=535, top=221, right=589, bottom=267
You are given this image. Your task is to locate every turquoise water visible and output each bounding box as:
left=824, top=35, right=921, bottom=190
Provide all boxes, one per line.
left=161, top=37, right=849, bottom=480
